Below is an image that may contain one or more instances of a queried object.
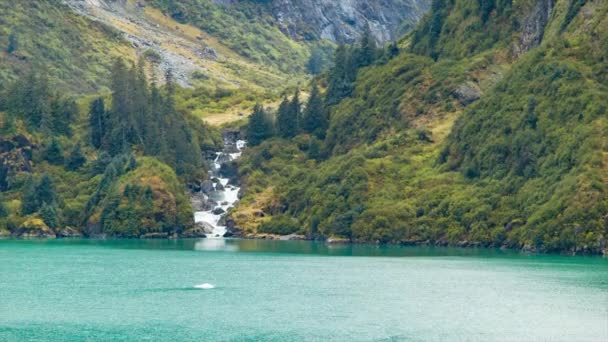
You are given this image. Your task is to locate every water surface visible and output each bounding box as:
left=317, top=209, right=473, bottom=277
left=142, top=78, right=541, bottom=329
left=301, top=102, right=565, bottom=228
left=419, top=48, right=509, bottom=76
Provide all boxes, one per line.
left=1, top=239, right=607, bottom=341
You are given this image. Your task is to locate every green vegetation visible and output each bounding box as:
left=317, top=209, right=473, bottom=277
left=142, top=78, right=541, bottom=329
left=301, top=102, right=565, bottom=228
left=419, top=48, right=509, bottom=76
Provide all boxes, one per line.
left=0, top=56, right=221, bottom=237
left=0, top=1, right=132, bottom=93
left=234, top=0, right=608, bottom=254
left=246, top=103, right=274, bottom=146
left=149, top=0, right=311, bottom=74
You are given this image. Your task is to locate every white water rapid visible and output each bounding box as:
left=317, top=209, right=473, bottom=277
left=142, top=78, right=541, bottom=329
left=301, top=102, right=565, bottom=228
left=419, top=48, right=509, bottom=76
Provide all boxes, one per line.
left=194, top=139, right=246, bottom=238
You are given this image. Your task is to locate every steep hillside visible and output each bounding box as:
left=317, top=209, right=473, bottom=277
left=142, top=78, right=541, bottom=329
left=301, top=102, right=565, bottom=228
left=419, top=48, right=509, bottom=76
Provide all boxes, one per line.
left=266, top=0, right=430, bottom=43
left=233, top=0, right=608, bottom=254
left=0, top=1, right=133, bottom=93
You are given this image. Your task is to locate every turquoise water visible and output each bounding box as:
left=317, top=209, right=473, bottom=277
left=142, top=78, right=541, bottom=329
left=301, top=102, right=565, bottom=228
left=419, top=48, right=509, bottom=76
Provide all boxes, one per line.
left=1, top=239, right=607, bottom=341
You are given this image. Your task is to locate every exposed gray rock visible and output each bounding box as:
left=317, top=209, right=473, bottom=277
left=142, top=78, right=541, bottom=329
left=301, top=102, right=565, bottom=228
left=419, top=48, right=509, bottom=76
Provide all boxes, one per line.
left=513, top=0, right=555, bottom=57
left=140, top=232, right=169, bottom=239
left=192, top=221, right=215, bottom=235
left=269, top=0, right=430, bottom=43
left=57, top=227, right=84, bottom=238
left=454, top=82, right=482, bottom=106
left=201, top=180, right=215, bottom=194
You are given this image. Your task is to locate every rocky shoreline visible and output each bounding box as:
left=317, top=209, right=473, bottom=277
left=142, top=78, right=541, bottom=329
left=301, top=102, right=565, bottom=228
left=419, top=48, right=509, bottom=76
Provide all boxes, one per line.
left=2, top=231, right=605, bottom=256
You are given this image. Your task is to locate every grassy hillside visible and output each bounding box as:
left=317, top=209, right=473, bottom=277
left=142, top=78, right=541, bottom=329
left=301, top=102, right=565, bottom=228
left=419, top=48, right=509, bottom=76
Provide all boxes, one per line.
left=234, top=0, right=608, bottom=254
left=150, top=0, right=315, bottom=74
left=0, top=1, right=133, bottom=93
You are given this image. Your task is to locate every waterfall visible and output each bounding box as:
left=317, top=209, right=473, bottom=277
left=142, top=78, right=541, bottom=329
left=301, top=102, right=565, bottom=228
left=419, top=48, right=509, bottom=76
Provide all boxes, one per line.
left=194, top=138, right=246, bottom=238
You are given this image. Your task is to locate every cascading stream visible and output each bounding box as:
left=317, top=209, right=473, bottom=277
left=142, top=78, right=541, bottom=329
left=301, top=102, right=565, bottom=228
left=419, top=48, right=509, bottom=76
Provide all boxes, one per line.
left=194, top=139, right=246, bottom=238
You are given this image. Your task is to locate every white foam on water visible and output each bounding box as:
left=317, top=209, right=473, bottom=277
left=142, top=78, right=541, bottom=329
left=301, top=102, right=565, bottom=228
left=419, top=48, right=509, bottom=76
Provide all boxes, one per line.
left=194, top=283, right=215, bottom=289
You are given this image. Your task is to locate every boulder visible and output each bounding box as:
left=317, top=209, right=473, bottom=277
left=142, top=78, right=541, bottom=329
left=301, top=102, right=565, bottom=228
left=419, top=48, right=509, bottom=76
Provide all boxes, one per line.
left=140, top=232, right=169, bottom=239
left=224, top=215, right=243, bottom=238
left=216, top=153, right=232, bottom=165
left=454, top=82, right=481, bottom=106
left=215, top=182, right=225, bottom=191
left=56, top=227, right=83, bottom=238
left=201, top=180, right=214, bottom=194
left=217, top=215, right=227, bottom=227
left=12, top=134, right=32, bottom=148
left=326, top=237, right=350, bottom=244
left=189, top=182, right=202, bottom=192
left=196, top=221, right=215, bottom=234
left=182, top=222, right=215, bottom=238
left=13, top=218, right=56, bottom=238
left=212, top=207, right=225, bottom=215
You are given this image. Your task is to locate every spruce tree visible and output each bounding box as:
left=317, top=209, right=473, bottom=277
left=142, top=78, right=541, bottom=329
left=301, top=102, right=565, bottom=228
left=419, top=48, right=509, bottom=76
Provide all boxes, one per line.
left=276, top=95, right=298, bottom=138
left=0, top=163, right=8, bottom=191
left=356, top=24, right=377, bottom=68
left=89, top=98, right=106, bottom=149
left=108, top=59, right=130, bottom=155
left=0, top=194, right=9, bottom=218
left=302, top=82, right=327, bottom=138
left=45, top=138, right=64, bottom=165
left=40, top=203, right=58, bottom=229
left=275, top=96, right=289, bottom=138
left=307, top=47, right=325, bottom=75
left=290, top=88, right=301, bottom=131
left=21, top=177, right=39, bottom=215
left=36, top=173, right=57, bottom=207
left=7, top=30, right=18, bottom=54
left=247, top=103, right=273, bottom=146
left=67, top=145, right=87, bottom=171
left=326, top=45, right=356, bottom=105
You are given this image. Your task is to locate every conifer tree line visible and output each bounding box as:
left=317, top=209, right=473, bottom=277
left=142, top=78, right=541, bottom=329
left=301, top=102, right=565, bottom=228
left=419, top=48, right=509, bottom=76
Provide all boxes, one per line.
left=88, top=58, right=204, bottom=177
left=3, top=69, right=76, bottom=136
left=247, top=26, right=393, bottom=146
left=246, top=83, right=329, bottom=147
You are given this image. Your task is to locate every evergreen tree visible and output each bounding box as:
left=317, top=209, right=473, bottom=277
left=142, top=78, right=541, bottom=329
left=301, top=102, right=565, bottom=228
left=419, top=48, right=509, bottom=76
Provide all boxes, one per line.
left=247, top=103, right=273, bottom=146
left=66, top=145, right=87, bottom=171
left=40, top=203, right=58, bottom=229
left=21, top=177, right=39, bottom=215
left=307, top=47, right=325, bottom=75
left=92, top=151, right=112, bottom=175
left=89, top=97, right=106, bottom=149
left=45, top=138, right=64, bottom=165
left=302, top=82, right=328, bottom=138
left=0, top=194, right=9, bottom=218
left=385, top=42, right=400, bottom=60
left=356, top=24, right=377, bottom=68
left=50, top=97, right=76, bottom=136
left=326, top=45, right=356, bottom=105
left=290, top=88, right=301, bottom=130
left=108, top=59, right=130, bottom=155
left=0, top=163, right=8, bottom=191
left=308, top=137, right=321, bottom=161
left=428, top=0, right=446, bottom=58
left=7, top=30, right=18, bottom=54
left=276, top=94, right=298, bottom=138
left=478, top=0, right=496, bottom=23
left=36, top=173, right=57, bottom=207
left=275, top=96, right=290, bottom=138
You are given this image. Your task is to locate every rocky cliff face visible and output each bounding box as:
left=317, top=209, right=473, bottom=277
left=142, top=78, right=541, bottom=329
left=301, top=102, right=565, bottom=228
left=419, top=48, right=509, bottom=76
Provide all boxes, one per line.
left=218, top=0, right=430, bottom=43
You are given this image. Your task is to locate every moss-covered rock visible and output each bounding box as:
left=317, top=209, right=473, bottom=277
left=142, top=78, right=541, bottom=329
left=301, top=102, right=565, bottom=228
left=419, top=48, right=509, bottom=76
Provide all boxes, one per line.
left=13, top=217, right=56, bottom=238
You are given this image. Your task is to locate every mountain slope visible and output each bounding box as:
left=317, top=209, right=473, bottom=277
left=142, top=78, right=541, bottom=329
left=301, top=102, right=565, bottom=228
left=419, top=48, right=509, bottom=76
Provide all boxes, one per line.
left=0, top=1, right=133, bottom=93
left=234, top=0, right=608, bottom=254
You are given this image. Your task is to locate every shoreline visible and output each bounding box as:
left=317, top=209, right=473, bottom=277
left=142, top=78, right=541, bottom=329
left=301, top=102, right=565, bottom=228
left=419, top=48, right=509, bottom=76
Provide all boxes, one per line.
left=1, top=231, right=606, bottom=256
